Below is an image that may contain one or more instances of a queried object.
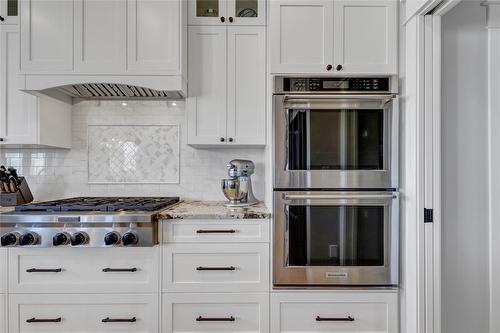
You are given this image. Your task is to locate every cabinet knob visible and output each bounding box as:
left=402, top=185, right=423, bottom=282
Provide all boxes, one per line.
left=326, top=64, right=333, bottom=71
left=220, top=16, right=225, bottom=23
left=220, top=137, right=225, bottom=142
left=228, top=138, right=234, bottom=142
left=0, top=16, right=4, bottom=22
left=336, top=64, right=343, bottom=71
left=229, top=17, right=234, bottom=23
left=0, top=138, right=4, bottom=142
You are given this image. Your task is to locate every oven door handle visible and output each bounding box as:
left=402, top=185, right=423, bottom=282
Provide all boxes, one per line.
left=284, top=94, right=395, bottom=102
left=283, top=193, right=397, bottom=200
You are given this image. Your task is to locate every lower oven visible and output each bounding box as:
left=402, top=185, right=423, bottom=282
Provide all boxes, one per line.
left=273, top=190, right=398, bottom=286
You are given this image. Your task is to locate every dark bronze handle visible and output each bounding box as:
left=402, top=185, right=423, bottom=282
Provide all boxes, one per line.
left=228, top=138, right=234, bottom=142
left=336, top=64, right=343, bottom=71
left=102, top=267, right=138, bottom=272
left=196, top=266, right=236, bottom=271
left=27, top=317, right=62, bottom=323
left=26, top=268, right=62, bottom=273
left=196, top=316, right=235, bottom=322
left=0, top=138, right=4, bottom=141
left=0, top=16, right=4, bottom=22
left=220, top=16, right=225, bottom=22
left=326, top=64, right=333, bottom=71
left=220, top=137, right=225, bottom=142
left=316, top=315, right=355, bottom=322
left=229, top=17, right=234, bottom=23
left=102, top=317, right=137, bottom=323
left=196, top=229, right=236, bottom=234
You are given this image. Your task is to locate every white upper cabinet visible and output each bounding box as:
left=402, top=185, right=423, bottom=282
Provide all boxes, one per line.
left=333, top=0, right=397, bottom=73
left=270, top=0, right=334, bottom=73
left=189, top=0, right=265, bottom=25
left=187, top=25, right=266, bottom=147
left=270, top=0, right=398, bottom=74
left=0, top=0, right=19, bottom=24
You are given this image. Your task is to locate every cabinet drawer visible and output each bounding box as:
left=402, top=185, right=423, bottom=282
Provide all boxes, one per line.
left=9, top=247, right=159, bottom=293
left=9, top=294, right=158, bottom=333
left=163, top=243, right=269, bottom=292
left=271, top=291, right=398, bottom=333
left=163, top=219, right=270, bottom=243
left=163, top=292, right=269, bottom=333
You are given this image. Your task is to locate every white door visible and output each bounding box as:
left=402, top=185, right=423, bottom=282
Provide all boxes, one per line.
left=0, top=0, right=18, bottom=24
left=333, top=0, right=397, bottom=74
left=187, top=26, right=227, bottom=146
left=74, top=0, right=127, bottom=73
left=270, top=0, right=334, bottom=74
left=0, top=25, right=37, bottom=145
left=226, top=26, right=266, bottom=145
left=128, top=0, right=181, bottom=74
left=189, top=0, right=227, bottom=25
left=19, top=0, right=74, bottom=72
left=226, top=0, right=266, bottom=25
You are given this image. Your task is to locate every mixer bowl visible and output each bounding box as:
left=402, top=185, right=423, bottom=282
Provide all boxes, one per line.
left=221, top=178, right=247, bottom=202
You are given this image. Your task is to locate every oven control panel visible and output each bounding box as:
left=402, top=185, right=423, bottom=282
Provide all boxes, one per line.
left=283, top=77, right=390, bottom=92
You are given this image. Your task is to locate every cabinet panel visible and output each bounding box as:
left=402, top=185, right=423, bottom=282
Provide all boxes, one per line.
left=189, top=0, right=227, bottom=25
left=0, top=0, right=19, bottom=24
left=20, top=0, right=74, bottom=71
left=187, top=26, right=227, bottom=145
left=227, top=0, right=266, bottom=25
left=333, top=0, right=397, bottom=74
left=270, top=0, right=333, bottom=73
left=0, top=294, right=5, bottom=333
left=227, top=26, right=266, bottom=145
left=74, top=0, right=127, bottom=72
left=0, top=248, right=6, bottom=293
left=9, top=294, right=158, bottom=333
left=0, top=25, right=37, bottom=145
left=128, top=0, right=181, bottom=73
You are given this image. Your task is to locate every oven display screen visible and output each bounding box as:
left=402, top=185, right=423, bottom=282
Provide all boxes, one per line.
left=323, top=80, right=348, bottom=89
left=283, top=77, right=390, bottom=92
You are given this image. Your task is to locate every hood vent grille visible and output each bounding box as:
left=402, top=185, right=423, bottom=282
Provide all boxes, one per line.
left=57, top=83, right=183, bottom=100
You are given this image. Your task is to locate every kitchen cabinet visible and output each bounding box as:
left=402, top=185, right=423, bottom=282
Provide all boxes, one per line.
left=0, top=24, right=72, bottom=148
left=189, top=0, right=266, bottom=26
left=187, top=25, right=266, bottom=147
left=0, top=0, right=18, bottom=24
left=270, top=0, right=398, bottom=74
left=0, top=294, right=5, bottom=333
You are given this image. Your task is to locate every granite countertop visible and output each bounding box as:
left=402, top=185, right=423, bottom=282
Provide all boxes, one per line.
left=159, top=200, right=271, bottom=220
left=0, top=206, right=15, bottom=213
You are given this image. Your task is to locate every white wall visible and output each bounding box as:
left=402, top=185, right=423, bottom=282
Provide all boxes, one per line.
left=441, top=2, right=489, bottom=332
left=0, top=101, right=267, bottom=202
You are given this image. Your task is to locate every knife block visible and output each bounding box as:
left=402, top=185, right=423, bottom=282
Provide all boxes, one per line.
left=0, top=177, right=34, bottom=206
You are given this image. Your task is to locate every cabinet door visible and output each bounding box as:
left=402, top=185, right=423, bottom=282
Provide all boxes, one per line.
left=270, top=0, right=334, bottom=74
left=187, top=26, right=227, bottom=146
left=74, top=0, right=127, bottom=73
left=189, top=0, right=227, bottom=25
left=333, top=0, right=397, bottom=74
left=227, top=26, right=266, bottom=145
left=128, top=0, right=181, bottom=74
left=226, top=0, right=266, bottom=25
left=0, top=294, right=5, bottom=333
left=0, top=25, right=37, bottom=145
left=19, top=0, right=74, bottom=72
left=0, top=0, right=19, bottom=24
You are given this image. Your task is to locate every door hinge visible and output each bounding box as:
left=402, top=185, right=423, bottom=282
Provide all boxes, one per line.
left=424, top=208, right=433, bottom=223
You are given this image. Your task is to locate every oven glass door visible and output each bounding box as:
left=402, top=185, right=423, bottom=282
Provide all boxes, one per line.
left=274, top=191, right=399, bottom=286
left=274, top=95, right=398, bottom=189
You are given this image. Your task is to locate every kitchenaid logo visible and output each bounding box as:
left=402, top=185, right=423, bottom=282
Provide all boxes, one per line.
left=326, top=272, right=348, bottom=278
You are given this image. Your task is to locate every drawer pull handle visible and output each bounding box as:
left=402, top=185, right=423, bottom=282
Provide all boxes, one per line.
left=196, top=266, right=236, bottom=271
left=26, top=317, right=62, bottom=323
left=196, top=316, right=235, bottom=322
left=102, top=267, right=138, bottom=272
left=26, top=268, right=62, bottom=273
left=102, top=317, right=137, bottom=323
left=196, top=229, right=236, bottom=234
left=316, top=315, right=355, bottom=322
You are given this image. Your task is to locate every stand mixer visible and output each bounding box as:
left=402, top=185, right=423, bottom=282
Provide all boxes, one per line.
left=221, top=159, right=259, bottom=207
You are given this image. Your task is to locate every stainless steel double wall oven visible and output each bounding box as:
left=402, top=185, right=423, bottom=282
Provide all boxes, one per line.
left=273, top=76, right=399, bottom=287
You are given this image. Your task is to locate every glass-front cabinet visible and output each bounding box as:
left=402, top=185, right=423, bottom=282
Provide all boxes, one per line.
left=189, top=0, right=265, bottom=25
left=0, top=0, right=18, bottom=24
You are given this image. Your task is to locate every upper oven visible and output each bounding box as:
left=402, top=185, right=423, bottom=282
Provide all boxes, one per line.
left=274, top=76, right=399, bottom=190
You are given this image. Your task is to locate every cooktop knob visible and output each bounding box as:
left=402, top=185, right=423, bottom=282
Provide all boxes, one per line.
left=53, top=232, right=70, bottom=246
left=104, top=232, right=121, bottom=246
left=19, top=232, right=39, bottom=246
left=71, top=232, right=89, bottom=246
left=1, top=232, right=19, bottom=246
left=122, top=232, right=138, bottom=246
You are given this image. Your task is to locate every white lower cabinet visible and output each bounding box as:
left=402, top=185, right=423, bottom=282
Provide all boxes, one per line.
left=162, top=292, right=269, bottom=333
left=271, top=291, right=398, bottom=333
left=163, top=243, right=269, bottom=293
left=9, top=247, right=160, bottom=294
left=9, top=293, right=159, bottom=333
left=0, top=248, right=6, bottom=293
left=0, top=294, right=5, bottom=333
